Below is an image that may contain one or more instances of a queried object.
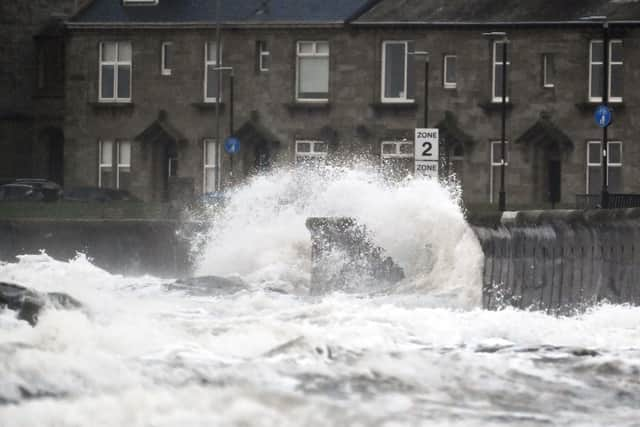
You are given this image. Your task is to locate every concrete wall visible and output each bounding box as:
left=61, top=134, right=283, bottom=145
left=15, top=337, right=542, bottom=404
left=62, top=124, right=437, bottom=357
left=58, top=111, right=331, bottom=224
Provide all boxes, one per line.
left=0, top=219, right=196, bottom=278
left=470, top=209, right=640, bottom=311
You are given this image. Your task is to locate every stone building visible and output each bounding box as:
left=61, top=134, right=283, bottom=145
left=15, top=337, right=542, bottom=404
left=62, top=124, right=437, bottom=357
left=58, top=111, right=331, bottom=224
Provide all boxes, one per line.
left=64, top=0, right=640, bottom=207
left=0, top=0, right=90, bottom=184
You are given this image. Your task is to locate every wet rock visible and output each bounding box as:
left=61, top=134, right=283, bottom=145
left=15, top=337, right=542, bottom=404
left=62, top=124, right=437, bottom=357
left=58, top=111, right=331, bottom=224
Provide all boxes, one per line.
left=0, top=282, right=83, bottom=326
left=306, top=217, right=405, bottom=294
left=165, top=275, right=247, bottom=296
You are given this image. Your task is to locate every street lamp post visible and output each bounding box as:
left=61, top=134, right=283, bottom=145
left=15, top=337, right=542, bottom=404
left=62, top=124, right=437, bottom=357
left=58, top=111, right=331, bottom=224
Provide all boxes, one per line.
left=409, top=50, right=430, bottom=127
left=484, top=32, right=509, bottom=212
left=601, top=20, right=610, bottom=209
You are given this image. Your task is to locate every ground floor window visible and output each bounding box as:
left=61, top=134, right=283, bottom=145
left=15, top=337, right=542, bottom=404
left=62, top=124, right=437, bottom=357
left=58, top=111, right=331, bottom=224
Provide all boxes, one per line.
left=203, top=139, right=219, bottom=193
left=295, top=140, right=327, bottom=167
left=586, top=141, right=622, bottom=194
left=98, top=140, right=131, bottom=190
left=490, top=141, right=509, bottom=204
left=380, top=140, right=413, bottom=179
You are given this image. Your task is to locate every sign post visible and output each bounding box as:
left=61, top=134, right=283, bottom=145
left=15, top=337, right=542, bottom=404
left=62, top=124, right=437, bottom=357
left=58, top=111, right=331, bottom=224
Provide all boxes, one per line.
left=414, top=128, right=439, bottom=179
left=224, top=136, right=240, bottom=179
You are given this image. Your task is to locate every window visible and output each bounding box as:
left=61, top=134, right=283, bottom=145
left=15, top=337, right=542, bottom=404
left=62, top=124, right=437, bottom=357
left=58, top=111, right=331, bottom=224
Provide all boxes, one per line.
left=381, top=41, right=415, bottom=102
left=449, top=143, right=465, bottom=185
left=123, top=0, right=158, bottom=4
left=492, top=40, right=510, bottom=102
left=295, top=140, right=327, bottom=166
left=98, top=140, right=131, bottom=189
left=256, top=40, right=270, bottom=72
left=296, top=41, right=329, bottom=102
left=443, top=55, right=457, bottom=89
left=589, top=40, right=623, bottom=102
left=204, top=42, right=222, bottom=103
left=586, top=141, right=622, bottom=194
left=489, top=141, right=509, bottom=203
left=168, top=157, right=178, bottom=177
left=99, top=41, right=132, bottom=102
left=203, top=139, right=219, bottom=193
left=161, top=42, right=172, bottom=76
left=117, top=141, right=131, bottom=190
left=543, top=53, right=555, bottom=88
left=98, top=140, right=113, bottom=188
left=381, top=141, right=414, bottom=179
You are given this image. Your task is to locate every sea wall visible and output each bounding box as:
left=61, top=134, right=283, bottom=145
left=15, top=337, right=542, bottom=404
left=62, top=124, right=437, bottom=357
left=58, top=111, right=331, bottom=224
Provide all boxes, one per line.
left=0, top=219, right=197, bottom=277
left=469, top=209, right=640, bottom=311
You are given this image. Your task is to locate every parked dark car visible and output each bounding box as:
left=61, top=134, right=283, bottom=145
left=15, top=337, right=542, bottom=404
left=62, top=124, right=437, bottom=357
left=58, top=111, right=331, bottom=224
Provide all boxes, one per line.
left=63, top=187, right=139, bottom=202
left=13, top=179, right=64, bottom=202
left=0, top=179, right=63, bottom=202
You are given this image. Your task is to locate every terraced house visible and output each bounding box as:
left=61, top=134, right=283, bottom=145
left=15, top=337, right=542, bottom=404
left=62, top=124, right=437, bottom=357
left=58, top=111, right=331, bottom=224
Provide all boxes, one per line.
left=63, top=0, right=640, bottom=207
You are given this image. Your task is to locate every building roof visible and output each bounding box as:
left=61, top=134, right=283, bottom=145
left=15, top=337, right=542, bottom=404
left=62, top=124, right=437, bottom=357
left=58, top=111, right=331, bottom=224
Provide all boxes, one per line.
left=355, top=0, right=640, bottom=24
left=71, top=0, right=376, bottom=26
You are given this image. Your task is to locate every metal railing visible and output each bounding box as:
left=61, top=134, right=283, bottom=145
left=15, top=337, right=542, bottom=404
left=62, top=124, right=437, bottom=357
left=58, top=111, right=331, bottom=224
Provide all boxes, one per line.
left=576, top=193, right=640, bottom=209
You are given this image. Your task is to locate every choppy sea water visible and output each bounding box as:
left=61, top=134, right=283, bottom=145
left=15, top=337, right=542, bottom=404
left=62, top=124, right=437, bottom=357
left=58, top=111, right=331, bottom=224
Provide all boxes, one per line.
left=1, top=168, right=639, bottom=426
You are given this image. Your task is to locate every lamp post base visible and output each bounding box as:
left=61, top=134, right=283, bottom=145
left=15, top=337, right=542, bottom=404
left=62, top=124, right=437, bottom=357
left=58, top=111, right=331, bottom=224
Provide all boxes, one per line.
left=601, top=190, right=609, bottom=209
left=499, top=191, right=506, bottom=212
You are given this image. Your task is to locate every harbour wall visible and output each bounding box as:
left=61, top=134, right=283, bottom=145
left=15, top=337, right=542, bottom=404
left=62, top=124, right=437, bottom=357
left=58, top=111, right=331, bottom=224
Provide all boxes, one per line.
left=0, top=219, right=197, bottom=278
left=470, top=209, right=640, bottom=311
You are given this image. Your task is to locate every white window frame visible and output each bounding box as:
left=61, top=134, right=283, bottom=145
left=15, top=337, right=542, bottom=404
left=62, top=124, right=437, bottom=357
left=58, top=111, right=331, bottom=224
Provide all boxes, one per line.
left=123, top=0, right=158, bottom=4
left=296, top=41, right=330, bottom=102
left=489, top=141, right=509, bottom=204
left=586, top=140, right=622, bottom=193
left=380, top=141, right=413, bottom=163
left=589, top=39, right=623, bottom=103
left=492, top=40, right=510, bottom=103
left=98, top=140, right=113, bottom=188
left=443, top=54, right=457, bottom=89
left=203, top=139, right=219, bottom=193
left=161, top=42, right=172, bottom=76
left=116, top=141, right=131, bottom=189
left=258, top=40, right=270, bottom=72
left=168, top=157, right=178, bottom=178
left=204, top=42, right=222, bottom=103
left=99, top=41, right=132, bottom=103
left=295, top=140, right=328, bottom=164
left=381, top=41, right=413, bottom=103
left=543, top=53, right=554, bottom=88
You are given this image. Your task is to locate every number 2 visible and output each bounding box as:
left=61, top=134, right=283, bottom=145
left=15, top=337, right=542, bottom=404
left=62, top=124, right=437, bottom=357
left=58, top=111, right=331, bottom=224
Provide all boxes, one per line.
left=422, top=141, right=432, bottom=157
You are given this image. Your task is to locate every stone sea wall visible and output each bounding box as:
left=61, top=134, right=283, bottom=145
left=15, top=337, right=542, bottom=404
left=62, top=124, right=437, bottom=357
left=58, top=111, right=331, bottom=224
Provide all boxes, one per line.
left=469, top=209, right=640, bottom=311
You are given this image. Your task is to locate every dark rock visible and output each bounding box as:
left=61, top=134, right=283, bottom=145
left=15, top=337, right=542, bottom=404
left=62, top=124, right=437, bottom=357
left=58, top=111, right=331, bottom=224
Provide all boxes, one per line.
left=0, top=282, right=83, bottom=326
left=306, top=217, right=405, bottom=294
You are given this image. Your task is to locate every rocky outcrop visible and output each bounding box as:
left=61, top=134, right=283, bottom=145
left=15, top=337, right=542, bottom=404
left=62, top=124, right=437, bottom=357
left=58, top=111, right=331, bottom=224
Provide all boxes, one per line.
left=305, top=217, right=404, bottom=294
left=0, top=282, right=82, bottom=326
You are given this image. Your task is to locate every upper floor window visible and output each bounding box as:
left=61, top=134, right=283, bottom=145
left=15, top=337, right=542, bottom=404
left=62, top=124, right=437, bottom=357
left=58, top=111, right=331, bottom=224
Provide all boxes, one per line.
left=99, top=41, right=132, bottom=102
left=443, top=54, right=457, bottom=89
left=543, top=53, right=555, bottom=88
left=161, top=42, right=172, bottom=76
left=204, top=42, right=222, bottom=103
left=296, top=41, right=329, bottom=102
left=256, top=40, right=270, bottom=72
left=589, top=40, right=623, bottom=102
left=381, top=41, right=415, bottom=102
left=295, top=140, right=327, bottom=166
left=586, top=140, right=622, bottom=194
left=492, top=40, right=510, bottom=102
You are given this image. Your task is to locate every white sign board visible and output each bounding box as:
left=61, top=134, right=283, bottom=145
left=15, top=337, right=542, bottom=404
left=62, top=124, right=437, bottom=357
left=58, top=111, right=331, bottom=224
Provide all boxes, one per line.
left=414, top=128, right=439, bottom=178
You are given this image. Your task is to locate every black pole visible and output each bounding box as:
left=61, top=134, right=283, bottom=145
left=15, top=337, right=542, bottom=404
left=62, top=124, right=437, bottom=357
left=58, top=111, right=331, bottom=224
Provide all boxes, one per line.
left=229, top=71, right=234, bottom=178
left=214, top=0, right=221, bottom=191
left=499, top=39, right=507, bottom=212
left=601, top=22, right=610, bottom=208
left=424, top=59, right=429, bottom=127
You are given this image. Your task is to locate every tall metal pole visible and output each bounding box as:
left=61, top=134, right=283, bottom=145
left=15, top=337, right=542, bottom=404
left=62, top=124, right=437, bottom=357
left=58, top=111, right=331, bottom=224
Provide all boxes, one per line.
left=214, top=0, right=222, bottom=191
left=601, top=21, right=610, bottom=208
left=229, top=71, right=234, bottom=178
left=424, top=59, right=429, bottom=127
left=499, top=38, right=507, bottom=212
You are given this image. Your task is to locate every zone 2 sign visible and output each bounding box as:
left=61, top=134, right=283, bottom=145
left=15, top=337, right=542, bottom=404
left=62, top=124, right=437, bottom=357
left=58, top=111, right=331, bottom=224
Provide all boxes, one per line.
left=414, top=128, right=439, bottom=179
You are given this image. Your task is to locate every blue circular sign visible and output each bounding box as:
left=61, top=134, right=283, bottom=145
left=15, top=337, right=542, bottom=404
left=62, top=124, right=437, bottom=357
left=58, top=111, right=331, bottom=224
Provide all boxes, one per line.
left=224, top=137, right=240, bottom=154
left=594, top=105, right=612, bottom=128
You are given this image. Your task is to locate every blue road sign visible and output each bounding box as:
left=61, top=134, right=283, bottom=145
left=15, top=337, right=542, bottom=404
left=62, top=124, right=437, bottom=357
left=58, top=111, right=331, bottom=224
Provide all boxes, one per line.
left=594, top=105, right=612, bottom=128
left=224, top=137, right=240, bottom=154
